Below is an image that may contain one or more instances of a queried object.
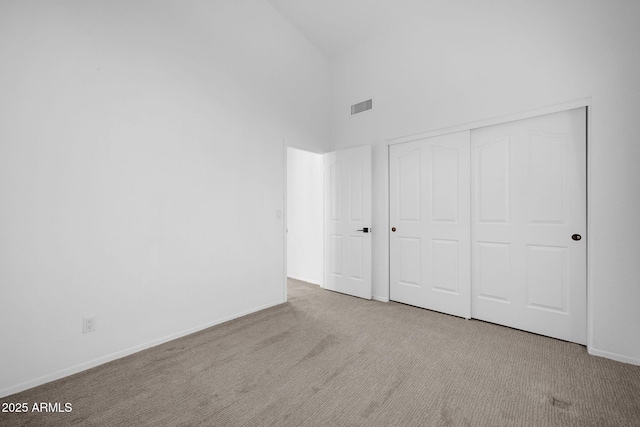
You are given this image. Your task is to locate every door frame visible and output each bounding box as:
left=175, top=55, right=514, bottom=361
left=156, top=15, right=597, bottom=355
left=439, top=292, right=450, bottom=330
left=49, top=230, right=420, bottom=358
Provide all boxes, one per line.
left=386, top=98, right=592, bottom=349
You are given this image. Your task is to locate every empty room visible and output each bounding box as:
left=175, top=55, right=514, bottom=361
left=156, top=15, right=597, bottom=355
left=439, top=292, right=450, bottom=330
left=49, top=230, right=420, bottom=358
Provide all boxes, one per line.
left=1, top=0, right=640, bottom=426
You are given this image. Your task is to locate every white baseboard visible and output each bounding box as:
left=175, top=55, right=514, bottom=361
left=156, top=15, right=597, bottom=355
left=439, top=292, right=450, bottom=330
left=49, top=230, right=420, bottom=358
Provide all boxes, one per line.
left=0, top=300, right=284, bottom=398
left=287, top=274, right=321, bottom=286
left=372, top=295, right=389, bottom=302
left=588, top=347, right=640, bottom=366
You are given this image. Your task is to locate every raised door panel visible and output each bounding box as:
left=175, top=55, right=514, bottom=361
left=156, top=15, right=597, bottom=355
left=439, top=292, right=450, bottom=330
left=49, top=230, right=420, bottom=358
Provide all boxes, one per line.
left=526, top=245, right=568, bottom=313
left=330, top=160, right=342, bottom=221
left=349, top=159, right=363, bottom=222
left=476, top=135, right=510, bottom=224
left=398, top=149, right=421, bottom=222
left=431, top=239, right=459, bottom=294
left=431, top=147, right=459, bottom=223
left=528, top=132, right=566, bottom=224
left=399, top=237, right=421, bottom=288
left=349, top=236, right=363, bottom=281
left=330, top=235, right=343, bottom=277
left=476, top=242, right=510, bottom=303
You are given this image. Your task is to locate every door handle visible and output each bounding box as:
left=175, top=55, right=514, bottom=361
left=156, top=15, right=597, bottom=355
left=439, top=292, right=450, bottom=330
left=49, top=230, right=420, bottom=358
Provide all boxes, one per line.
left=572, top=234, right=582, bottom=241
left=357, top=227, right=370, bottom=233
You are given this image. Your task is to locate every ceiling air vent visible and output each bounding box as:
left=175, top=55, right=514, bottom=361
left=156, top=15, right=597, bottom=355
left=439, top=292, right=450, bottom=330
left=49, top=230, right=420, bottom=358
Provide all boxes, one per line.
left=351, top=99, right=373, bottom=115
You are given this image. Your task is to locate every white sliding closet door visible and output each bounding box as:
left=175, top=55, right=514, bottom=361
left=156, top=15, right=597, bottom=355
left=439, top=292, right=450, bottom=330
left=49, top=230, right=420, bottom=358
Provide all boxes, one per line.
left=389, top=131, right=471, bottom=318
left=471, top=108, right=587, bottom=344
left=389, top=108, right=587, bottom=345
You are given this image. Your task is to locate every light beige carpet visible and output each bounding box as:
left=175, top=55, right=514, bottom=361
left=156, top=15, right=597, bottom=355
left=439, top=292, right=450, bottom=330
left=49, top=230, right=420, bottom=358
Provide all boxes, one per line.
left=1, top=278, right=639, bottom=426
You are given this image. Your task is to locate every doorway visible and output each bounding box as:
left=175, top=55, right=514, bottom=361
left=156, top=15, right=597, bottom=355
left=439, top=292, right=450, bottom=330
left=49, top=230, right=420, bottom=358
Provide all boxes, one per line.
left=286, top=146, right=323, bottom=289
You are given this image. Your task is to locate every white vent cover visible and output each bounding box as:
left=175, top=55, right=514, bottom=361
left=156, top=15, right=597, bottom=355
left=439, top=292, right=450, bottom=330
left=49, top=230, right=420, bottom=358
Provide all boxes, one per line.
left=351, top=99, right=373, bottom=115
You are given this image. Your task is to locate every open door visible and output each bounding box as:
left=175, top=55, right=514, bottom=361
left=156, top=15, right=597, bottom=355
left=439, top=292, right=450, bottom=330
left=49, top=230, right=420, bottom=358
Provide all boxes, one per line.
left=323, top=145, right=372, bottom=299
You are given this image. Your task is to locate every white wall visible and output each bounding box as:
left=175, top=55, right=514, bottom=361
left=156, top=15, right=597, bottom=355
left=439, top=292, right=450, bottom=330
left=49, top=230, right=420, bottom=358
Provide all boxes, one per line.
left=330, top=0, right=640, bottom=364
left=286, top=147, right=323, bottom=285
left=0, top=0, right=329, bottom=396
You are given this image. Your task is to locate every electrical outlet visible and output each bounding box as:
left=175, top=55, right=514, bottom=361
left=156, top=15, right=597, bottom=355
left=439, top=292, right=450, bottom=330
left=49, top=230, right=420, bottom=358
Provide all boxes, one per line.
left=83, top=316, right=96, bottom=333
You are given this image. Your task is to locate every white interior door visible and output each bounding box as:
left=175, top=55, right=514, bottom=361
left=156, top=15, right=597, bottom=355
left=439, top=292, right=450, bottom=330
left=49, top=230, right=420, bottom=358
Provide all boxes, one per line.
left=389, top=131, right=471, bottom=318
left=471, top=108, right=587, bottom=344
left=324, top=145, right=372, bottom=299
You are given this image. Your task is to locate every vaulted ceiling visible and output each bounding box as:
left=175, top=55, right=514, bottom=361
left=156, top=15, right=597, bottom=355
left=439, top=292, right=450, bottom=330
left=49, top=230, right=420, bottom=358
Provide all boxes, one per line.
left=266, top=0, right=428, bottom=58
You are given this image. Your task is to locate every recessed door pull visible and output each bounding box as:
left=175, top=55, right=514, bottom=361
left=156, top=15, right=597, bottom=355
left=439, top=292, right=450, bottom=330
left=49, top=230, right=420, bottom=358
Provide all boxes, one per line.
left=572, top=234, right=582, bottom=241
left=357, top=227, right=370, bottom=233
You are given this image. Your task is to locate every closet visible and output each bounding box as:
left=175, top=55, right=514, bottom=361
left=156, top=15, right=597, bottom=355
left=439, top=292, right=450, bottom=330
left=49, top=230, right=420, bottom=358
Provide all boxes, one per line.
left=389, top=108, right=587, bottom=344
